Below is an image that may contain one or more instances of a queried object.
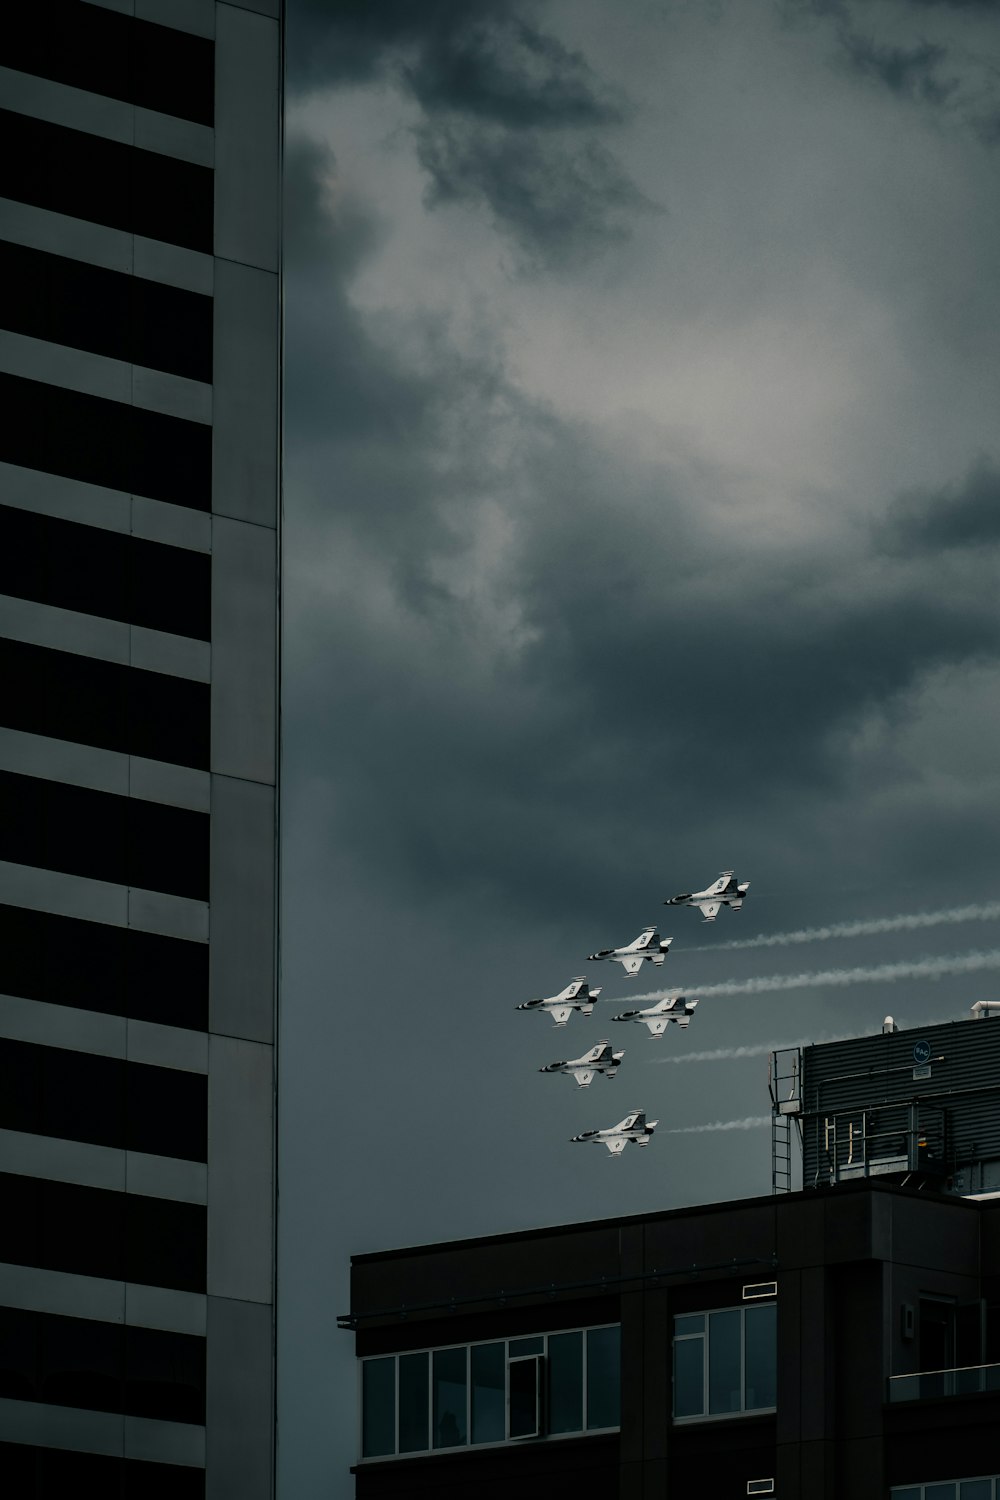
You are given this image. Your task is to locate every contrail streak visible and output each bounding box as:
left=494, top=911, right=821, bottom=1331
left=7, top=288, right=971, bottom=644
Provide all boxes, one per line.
left=684, top=901, right=1000, bottom=954
left=648, top=1034, right=859, bottom=1065
left=603, top=947, right=1000, bottom=1005
left=664, top=1116, right=771, bottom=1134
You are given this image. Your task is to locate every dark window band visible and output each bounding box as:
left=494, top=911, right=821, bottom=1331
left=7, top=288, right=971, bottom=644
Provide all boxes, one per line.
left=0, top=1039, right=207, bottom=1162
left=0, top=1173, right=206, bottom=1292
left=0, top=1308, right=205, bottom=1425
left=0, top=374, right=212, bottom=512
left=0, top=904, right=208, bottom=1032
left=0, top=637, right=210, bottom=771
left=0, top=1443, right=205, bottom=1499
left=0, top=110, right=213, bottom=254
left=0, top=242, right=213, bottom=384
left=0, top=769, right=209, bottom=902
left=5, top=1, right=214, bottom=127
left=0, top=504, right=212, bottom=641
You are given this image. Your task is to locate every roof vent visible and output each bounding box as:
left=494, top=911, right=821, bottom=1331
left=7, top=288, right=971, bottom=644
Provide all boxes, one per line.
left=882, top=1016, right=897, bottom=1034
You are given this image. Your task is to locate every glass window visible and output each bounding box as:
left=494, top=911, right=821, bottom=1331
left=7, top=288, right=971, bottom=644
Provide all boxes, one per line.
left=432, top=1347, right=467, bottom=1449
left=673, top=1333, right=705, bottom=1418
left=361, top=1358, right=394, bottom=1459
left=744, top=1303, right=777, bottom=1410
left=586, top=1324, right=621, bottom=1429
left=509, top=1336, right=543, bottom=1356
left=959, top=1483, right=992, bottom=1500
left=398, top=1352, right=428, bottom=1455
left=548, top=1331, right=583, bottom=1435
left=708, top=1309, right=741, bottom=1414
left=509, top=1356, right=541, bottom=1439
left=925, top=1487, right=957, bottom=1500
left=470, top=1343, right=504, bottom=1446
left=673, top=1302, right=776, bottom=1420
left=891, top=1490, right=921, bottom=1500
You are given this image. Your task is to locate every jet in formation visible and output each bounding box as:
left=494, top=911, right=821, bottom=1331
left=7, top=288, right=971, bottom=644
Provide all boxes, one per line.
left=664, top=870, right=749, bottom=922
left=516, top=977, right=601, bottom=1027
left=571, top=1109, right=658, bottom=1155
left=611, top=995, right=699, bottom=1036
left=587, top=927, right=672, bottom=976
left=539, top=1040, right=624, bottom=1087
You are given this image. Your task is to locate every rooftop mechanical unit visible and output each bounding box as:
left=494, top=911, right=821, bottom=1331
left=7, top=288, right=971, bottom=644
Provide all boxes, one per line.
left=769, top=1004, right=1000, bottom=1195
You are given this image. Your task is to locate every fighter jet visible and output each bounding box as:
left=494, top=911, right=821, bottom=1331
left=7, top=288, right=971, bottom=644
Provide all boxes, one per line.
left=587, top=927, right=672, bottom=977
left=539, top=1040, right=625, bottom=1087
left=664, top=870, right=750, bottom=922
left=611, top=996, right=698, bottom=1037
left=516, top=977, right=602, bottom=1027
left=571, top=1109, right=658, bottom=1155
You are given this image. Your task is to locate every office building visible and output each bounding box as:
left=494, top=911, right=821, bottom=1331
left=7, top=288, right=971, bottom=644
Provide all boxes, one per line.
left=346, top=1015, right=1000, bottom=1498
left=0, top=3, right=281, bottom=1496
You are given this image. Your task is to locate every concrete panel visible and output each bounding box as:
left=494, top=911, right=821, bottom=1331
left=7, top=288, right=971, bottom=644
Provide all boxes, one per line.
left=0, top=994, right=126, bottom=1059
left=0, top=591, right=129, bottom=666
left=136, top=0, right=215, bottom=38
left=0, top=329, right=130, bottom=406
left=131, top=364, right=213, bottom=426
left=125, top=1281, right=207, bottom=1337
left=124, top=1414, right=206, bottom=1467
left=0, top=459, right=131, bottom=534
left=0, top=859, right=128, bottom=928
left=132, top=236, right=214, bottom=296
left=205, top=1295, right=274, bottom=1500
left=0, top=726, right=129, bottom=799
left=0, top=65, right=133, bottom=146
left=214, top=6, right=280, bottom=272
left=208, top=777, right=275, bottom=1041
left=0, top=1260, right=125, bottom=1325
left=211, top=520, right=277, bottom=780
left=125, top=1150, right=207, bottom=1204
left=131, top=494, right=212, bottom=553
left=0, top=1261, right=205, bottom=1334
left=0, top=195, right=133, bottom=277
left=226, top=0, right=280, bottom=15
left=127, top=1019, right=209, bottom=1074
left=134, top=107, right=214, bottom=168
left=129, top=755, right=211, bottom=813
left=212, top=260, right=279, bottom=527
left=207, top=1035, right=274, bottom=1303
left=129, top=624, right=211, bottom=682
left=0, top=1127, right=126, bottom=1193
left=128, top=886, right=209, bottom=943
left=0, top=1397, right=125, bottom=1457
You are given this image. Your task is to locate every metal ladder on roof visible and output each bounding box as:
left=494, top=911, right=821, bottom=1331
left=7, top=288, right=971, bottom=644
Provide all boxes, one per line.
left=768, top=1048, right=801, bottom=1194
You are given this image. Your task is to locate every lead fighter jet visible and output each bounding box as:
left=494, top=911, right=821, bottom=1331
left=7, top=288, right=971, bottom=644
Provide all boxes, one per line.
left=516, top=977, right=601, bottom=1027
left=587, top=927, right=672, bottom=977
left=539, top=1040, right=624, bottom=1087
left=571, top=1109, right=658, bottom=1155
left=664, top=870, right=749, bottom=922
left=612, top=995, right=698, bottom=1037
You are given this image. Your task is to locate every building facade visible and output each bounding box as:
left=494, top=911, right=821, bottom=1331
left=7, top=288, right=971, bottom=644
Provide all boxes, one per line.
left=346, top=1179, right=1000, bottom=1499
left=0, top=3, right=281, bottom=1496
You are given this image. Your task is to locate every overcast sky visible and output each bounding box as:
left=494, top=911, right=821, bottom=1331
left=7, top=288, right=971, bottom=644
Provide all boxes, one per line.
left=277, top=1, right=1000, bottom=1492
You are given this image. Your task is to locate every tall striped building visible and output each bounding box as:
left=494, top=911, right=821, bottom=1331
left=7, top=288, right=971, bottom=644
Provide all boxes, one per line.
left=0, top=3, right=281, bottom=1496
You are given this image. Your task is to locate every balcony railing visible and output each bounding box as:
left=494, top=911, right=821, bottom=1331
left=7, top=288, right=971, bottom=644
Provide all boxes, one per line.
left=887, top=1363, right=1000, bottom=1402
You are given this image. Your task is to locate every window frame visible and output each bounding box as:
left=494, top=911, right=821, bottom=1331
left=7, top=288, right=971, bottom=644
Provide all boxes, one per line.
left=672, top=1299, right=777, bottom=1424
left=357, top=1321, right=620, bottom=1462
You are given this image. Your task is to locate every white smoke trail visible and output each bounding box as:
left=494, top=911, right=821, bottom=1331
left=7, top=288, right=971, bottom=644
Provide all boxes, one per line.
left=684, top=901, right=1000, bottom=954
left=648, top=1033, right=859, bottom=1065
left=664, top=1116, right=771, bottom=1134
left=604, top=947, right=1000, bottom=1005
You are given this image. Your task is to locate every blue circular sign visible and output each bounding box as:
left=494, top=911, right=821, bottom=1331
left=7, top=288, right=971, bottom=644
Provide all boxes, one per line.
left=912, top=1040, right=931, bottom=1065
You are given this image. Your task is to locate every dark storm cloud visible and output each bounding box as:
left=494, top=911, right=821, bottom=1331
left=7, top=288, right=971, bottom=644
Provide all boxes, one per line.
left=288, top=0, right=648, bottom=262
left=838, top=33, right=954, bottom=105
left=285, top=136, right=1000, bottom=920
left=882, top=458, right=1000, bottom=553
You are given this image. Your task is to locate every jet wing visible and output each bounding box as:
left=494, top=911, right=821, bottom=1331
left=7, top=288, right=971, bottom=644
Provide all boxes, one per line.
left=571, top=1069, right=596, bottom=1088
left=645, top=1018, right=669, bottom=1036
left=605, top=1137, right=628, bottom=1155
left=620, top=954, right=644, bottom=974
left=698, top=901, right=721, bottom=921
left=549, top=1006, right=573, bottom=1026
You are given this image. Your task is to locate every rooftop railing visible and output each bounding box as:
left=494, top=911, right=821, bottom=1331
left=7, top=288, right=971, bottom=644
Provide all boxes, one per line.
left=888, top=1363, right=1000, bottom=1402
